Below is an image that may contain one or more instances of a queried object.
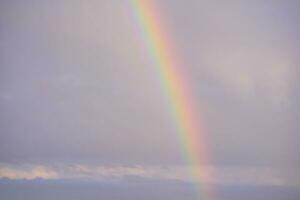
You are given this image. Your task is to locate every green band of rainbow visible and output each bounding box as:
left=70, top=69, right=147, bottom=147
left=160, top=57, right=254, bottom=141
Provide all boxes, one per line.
left=129, top=0, right=214, bottom=199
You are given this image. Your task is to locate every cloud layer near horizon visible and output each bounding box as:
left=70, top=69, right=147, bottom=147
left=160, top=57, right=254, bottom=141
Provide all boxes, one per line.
left=1, top=163, right=299, bottom=188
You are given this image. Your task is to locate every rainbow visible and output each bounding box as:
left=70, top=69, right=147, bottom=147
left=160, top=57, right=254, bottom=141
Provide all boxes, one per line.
left=129, top=0, right=214, bottom=199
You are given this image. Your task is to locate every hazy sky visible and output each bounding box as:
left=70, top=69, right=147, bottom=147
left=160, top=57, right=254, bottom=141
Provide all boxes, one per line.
left=0, top=0, right=299, bottom=199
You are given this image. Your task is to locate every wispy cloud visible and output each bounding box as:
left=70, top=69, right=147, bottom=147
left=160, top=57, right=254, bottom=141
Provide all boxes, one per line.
left=0, top=165, right=58, bottom=180
left=0, top=163, right=299, bottom=187
left=214, top=166, right=300, bottom=187
left=0, top=164, right=188, bottom=181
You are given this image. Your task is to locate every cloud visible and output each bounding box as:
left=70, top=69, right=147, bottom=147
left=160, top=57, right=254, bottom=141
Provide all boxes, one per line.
left=0, top=165, right=58, bottom=180
left=0, top=0, right=299, bottom=192
left=214, top=166, right=300, bottom=187
left=0, top=163, right=299, bottom=187
left=200, top=35, right=294, bottom=105
left=39, top=164, right=190, bottom=182
left=0, top=93, right=11, bottom=101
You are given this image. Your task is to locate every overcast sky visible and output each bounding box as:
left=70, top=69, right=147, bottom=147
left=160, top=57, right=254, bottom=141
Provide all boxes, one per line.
left=0, top=0, right=299, bottom=199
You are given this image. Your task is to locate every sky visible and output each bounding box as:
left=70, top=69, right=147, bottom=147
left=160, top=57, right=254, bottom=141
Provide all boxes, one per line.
left=0, top=0, right=300, bottom=199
